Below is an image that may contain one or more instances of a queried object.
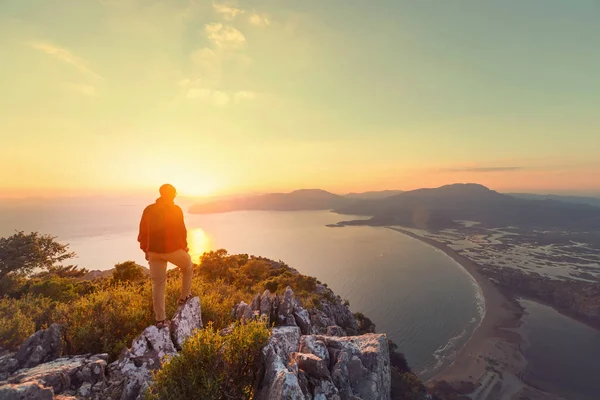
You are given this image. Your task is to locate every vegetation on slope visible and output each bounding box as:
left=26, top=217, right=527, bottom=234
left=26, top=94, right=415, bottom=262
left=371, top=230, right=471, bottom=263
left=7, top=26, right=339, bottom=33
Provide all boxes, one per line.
left=0, top=231, right=426, bottom=399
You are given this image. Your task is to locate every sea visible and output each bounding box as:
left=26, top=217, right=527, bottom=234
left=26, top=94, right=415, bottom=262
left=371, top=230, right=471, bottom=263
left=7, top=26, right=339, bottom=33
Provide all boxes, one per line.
left=0, top=198, right=484, bottom=378
left=519, top=299, right=600, bottom=400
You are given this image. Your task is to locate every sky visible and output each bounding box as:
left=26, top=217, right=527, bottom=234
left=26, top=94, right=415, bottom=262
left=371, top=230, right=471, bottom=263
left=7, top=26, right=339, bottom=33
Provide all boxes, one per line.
left=1, top=0, right=599, bottom=198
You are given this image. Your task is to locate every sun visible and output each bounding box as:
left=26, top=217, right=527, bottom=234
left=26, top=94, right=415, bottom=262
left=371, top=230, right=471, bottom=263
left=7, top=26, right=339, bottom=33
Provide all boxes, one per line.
left=166, top=174, right=222, bottom=198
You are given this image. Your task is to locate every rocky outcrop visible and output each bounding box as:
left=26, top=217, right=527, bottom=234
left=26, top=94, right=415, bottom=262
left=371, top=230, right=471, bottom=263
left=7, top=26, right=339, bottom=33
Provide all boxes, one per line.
left=234, top=288, right=391, bottom=400
left=100, top=296, right=202, bottom=400
left=0, top=297, right=202, bottom=400
left=0, top=354, right=108, bottom=400
left=232, top=286, right=359, bottom=337
left=257, top=326, right=391, bottom=400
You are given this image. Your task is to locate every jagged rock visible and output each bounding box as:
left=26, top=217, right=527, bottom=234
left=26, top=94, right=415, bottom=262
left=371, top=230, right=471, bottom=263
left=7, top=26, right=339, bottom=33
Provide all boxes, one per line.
left=293, top=305, right=312, bottom=335
left=313, top=380, right=340, bottom=400
left=279, top=287, right=296, bottom=324
left=257, top=326, right=303, bottom=400
left=257, top=324, right=390, bottom=400
left=290, top=352, right=330, bottom=379
left=0, top=353, right=19, bottom=377
left=0, top=355, right=106, bottom=398
left=233, top=301, right=255, bottom=322
left=321, top=334, right=391, bottom=400
left=327, top=326, right=347, bottom=337
left=77, top=382, right=92, bottom=397
left=267, top=369, right=306, bottom=400
left=15, top=324, right=63, bottom=369
left=105, top=325, right=177, bottom=400
left=260, top=289, right=273, bottom=318
left=0, top=381, right=54, bottom=400
left=299, top=337, right=329, bottom=363
left=251, top=293, right=262, bottom=311
left=170, top=296, right=203, bottom=349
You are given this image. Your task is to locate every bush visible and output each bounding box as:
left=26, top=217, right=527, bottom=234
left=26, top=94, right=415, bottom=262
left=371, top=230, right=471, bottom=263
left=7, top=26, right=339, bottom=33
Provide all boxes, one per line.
left=0, top=294, right=55, bottom=350
left=55, top=283, right=154, bottom=358
left=145, top=321, right=270, bottom=400
left=112, top=261, right=146, bottom=283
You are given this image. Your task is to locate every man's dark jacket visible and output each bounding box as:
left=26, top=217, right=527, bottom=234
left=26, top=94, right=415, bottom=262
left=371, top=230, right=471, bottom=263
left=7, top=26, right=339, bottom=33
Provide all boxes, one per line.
left=138, top=197, right=188, bottom=253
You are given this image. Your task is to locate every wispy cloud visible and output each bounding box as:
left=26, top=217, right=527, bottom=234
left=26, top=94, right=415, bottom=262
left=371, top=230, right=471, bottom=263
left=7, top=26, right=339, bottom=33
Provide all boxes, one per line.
left=187, top=87, right=230, bottom=106
left=248, top=12, right=270, bottom=27
left=234, top=91, right=256, bottom=102
left=213, top=2, right=244, bottom=20
left=205, top=23, right=246, bottom=48
left=29, top=41, right=103, bottom=80
left=443, top=166, right=524, bottom=173
left=65, top=82, right=97, bottom=97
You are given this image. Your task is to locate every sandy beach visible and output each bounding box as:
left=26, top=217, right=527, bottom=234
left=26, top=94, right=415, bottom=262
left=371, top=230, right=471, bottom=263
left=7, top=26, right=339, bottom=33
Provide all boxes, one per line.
left=389, top=228, right=562, bottom=400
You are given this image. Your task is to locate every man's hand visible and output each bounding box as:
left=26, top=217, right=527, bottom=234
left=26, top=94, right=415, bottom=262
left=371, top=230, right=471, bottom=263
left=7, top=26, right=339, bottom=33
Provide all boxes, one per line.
left=145, top=252, right=149, bottom=261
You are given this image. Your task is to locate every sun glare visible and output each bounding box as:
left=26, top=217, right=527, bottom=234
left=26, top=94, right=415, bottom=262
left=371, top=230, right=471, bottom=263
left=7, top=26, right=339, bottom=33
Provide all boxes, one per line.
left=187, top=228, right=213, bottom=262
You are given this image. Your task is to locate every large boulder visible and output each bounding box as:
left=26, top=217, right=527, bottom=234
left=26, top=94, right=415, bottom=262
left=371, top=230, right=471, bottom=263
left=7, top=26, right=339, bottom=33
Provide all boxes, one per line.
left=0, top=381, right=54, bottom=400
left=0, top=354, right=107, bottom=399
left=15, top=324, right=63, bottom=369
left=170, top=296, right=203, bottom=349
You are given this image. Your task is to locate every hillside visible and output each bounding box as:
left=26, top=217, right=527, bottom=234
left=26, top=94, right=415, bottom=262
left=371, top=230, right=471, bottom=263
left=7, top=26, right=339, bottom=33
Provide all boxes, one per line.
left=334, top=183, right=600, bottom=230
left=508, top=193, right=600, bottom=208
left=344, top=190, right=405, bottom=200
left=189, top=189, right=353, bottom=214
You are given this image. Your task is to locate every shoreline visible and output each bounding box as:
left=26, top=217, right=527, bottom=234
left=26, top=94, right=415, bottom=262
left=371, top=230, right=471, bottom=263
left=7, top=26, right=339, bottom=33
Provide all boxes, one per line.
left=387, top=227, right=554, bottom=399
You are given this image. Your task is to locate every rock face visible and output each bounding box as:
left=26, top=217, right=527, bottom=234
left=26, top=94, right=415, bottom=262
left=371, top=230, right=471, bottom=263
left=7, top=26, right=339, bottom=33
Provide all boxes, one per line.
left=256, top=327, right=391, bottom=400
left=15, top=324, right=63, bottom=369
left=232, top=286, right=359, bottom=337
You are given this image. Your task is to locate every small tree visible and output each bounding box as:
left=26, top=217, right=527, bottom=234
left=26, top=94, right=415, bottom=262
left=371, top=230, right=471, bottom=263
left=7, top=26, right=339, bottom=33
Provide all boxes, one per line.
left=0, top=231, right=75, bottom=281
left=112, top=261, right=146, bottom=283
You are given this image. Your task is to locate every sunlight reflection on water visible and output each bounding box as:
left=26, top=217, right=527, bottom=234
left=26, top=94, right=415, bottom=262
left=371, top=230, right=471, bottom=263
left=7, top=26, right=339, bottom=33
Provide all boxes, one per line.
left=187, top=227, right=213, bottom=263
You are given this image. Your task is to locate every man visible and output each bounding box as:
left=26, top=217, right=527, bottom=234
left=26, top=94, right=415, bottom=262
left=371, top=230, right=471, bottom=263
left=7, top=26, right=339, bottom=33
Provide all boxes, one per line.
left=138, top=184, right=193, bottom=328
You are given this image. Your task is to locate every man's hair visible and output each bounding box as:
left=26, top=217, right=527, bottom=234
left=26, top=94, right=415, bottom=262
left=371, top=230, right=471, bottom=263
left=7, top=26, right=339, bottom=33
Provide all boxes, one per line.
left=159, top=184, right=177, bottom=197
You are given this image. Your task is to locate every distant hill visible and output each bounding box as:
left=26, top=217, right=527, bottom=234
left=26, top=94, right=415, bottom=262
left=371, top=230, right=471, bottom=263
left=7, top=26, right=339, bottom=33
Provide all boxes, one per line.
left=508, top=193, right=600, bottom=208
left=334, top=183, right=600, bottom=230
left=344, top=190, right=404, bottom=200
left=81, top=265, right=149, bottom=281
left=189, top=189, right=353, bottom=214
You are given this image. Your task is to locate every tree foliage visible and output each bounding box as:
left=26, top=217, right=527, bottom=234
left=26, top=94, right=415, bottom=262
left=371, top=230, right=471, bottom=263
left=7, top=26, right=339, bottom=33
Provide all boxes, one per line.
left=0, top=231, right=75, bottom=281
left=112, top=261, right=146, bottom=283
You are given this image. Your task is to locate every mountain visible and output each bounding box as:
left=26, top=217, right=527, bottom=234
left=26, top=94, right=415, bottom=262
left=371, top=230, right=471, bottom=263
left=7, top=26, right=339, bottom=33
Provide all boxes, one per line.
left=508, top=193, right=600, bottom=208
left=344, top=190, right=404, bottom=200
left=189, top=189, right=353, bottom=214
left=334, top=183, right=600, bottom=230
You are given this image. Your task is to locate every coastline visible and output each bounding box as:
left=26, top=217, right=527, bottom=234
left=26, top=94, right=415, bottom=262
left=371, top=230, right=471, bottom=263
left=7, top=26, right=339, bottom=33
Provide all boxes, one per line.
left=387, top=227, right=558, bottom=400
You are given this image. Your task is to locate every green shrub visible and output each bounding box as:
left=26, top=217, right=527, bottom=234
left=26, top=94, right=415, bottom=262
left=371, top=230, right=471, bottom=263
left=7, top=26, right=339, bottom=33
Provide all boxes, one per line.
left=145, top=321, right=270, bottom=400
left=0, top=294, right=55, bottom=350
left=55, top=283, right=154, bottom=358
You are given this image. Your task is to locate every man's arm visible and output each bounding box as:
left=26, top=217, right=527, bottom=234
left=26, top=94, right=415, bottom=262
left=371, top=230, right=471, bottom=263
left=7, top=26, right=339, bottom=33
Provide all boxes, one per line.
left=177, top=206, right=189, bottom=252
left=138, top=208, right=150, bottom=252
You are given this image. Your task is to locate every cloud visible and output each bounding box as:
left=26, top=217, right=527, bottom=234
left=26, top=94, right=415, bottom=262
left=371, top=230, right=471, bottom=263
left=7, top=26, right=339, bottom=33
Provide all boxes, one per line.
left=234, top=91, right=256, bottom=102
left=248, top=12, right=270, bottom=27
left=443, top=166, right=524, bottom=173
left=29, top=41, right=102, bottom=80
left=205, top=23, right=246, bottom=48
left=65, top=83, right=97, bottom=97
left=186, top=87, right=230, bottom=106
left=213, top=2, right=244, bottom=20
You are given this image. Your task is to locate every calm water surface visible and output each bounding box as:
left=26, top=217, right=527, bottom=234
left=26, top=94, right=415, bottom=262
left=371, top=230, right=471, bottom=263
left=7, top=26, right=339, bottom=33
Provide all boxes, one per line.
left=519, top=299, right=600, bottom=400
left=0, top=201, right=483, bottom=378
